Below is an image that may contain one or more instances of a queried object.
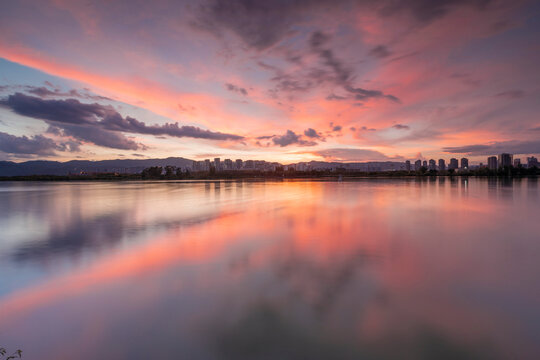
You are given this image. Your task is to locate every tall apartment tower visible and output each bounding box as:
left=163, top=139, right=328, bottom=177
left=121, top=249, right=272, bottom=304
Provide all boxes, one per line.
left=235, top=159, right=243, bottom=170
left=460, top=158, right=469, bottom=169
left=405, top=160, right=411, bottom=171
left=488, top=156, right=498, bottom=170
left=527, top=156, right=539, bottom=168
left=449, top=158, right=458, bottom=170
left=498, top=153, right=513, bottom=168
left=438, top=159, right=446, bottom=171
left=414, top=160, right=422, bottom=171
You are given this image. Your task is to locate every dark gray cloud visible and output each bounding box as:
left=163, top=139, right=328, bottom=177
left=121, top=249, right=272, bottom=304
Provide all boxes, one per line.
left=494, top=90, right=525, bottom=99
left=309, top=32, right=351, bottom=84
left=192, top=0, right=495, bottom=105
left=344, top=85, right=400, bottom=103
left=314, top=147, right=403, bottom=161
left=225, top=83, right=248, bottom=96
left=0, top=131, right=77, bottom=156
left=304, top=128, right=321, bottom=138
left=265, top=31, right=399, bottom=103
left=269, top=130, right=317, bottom=147
left=443, top=140, right=540, bottom=155
left=326, top=94, right=347, bottom=100
left=273, top=130, right=301, bottom=147
left=0, top=93, right=244, bottom=150
left=193, top=0, right=334, bottom=50
left=369, top=45, right=392, bottom=58
left=48, top=124, right=140, bottom=150
left=351, top=126, right=377, bottom=133
left=193, top=0, right=493, bottom=51
left=392, top=124, right=410, bottom=130
left=99, top=111, right=244, bottom=140
left=329, top=122, right=342, bottom=132
left=310, top=32, right=399, bottom=103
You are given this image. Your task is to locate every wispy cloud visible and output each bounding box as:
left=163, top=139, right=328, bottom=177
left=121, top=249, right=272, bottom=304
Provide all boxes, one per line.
left=225, top=83, right=248, bottom=96
left=494, top=90, right=525, bottom=99
left=443, top=140, right=540, bottom=155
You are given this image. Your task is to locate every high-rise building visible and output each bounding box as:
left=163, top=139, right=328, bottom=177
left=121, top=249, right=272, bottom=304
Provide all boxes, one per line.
left=204, top=159, right=211, bottom=171
left=414, top=160, right=422, bottom=171
left=488, top=156, right=498, bottom=170
left=224, top=159, right=233, bottom=170
left=422, top=160, right=427, bottom=168
left=528, top=156, right=539, bottom=168
left=513, top=158, right=521, bottom=168
left=448, top=158, right=458, bottom=170
left=235, top=159, right=243, bottom=170
left=214, top=158, right=221, bottom=171
left=498, top=153, right=513, bottom=168
left=460, top=158, right=469, bottom=169
left=405, top=160, right=411, bottom=171
left=428, top=159, right=436, bottom=170
left=438, top=159, right=446, bottom=171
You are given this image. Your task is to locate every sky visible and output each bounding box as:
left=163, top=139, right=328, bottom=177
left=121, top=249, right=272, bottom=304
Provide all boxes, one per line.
left=0, top=0, right=539, bottom=164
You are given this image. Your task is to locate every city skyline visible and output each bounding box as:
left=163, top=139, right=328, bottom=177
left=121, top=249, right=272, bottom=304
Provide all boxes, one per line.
left=1, top=152, right=537, bottom=177
left=1, top=0, right=540, bottom=163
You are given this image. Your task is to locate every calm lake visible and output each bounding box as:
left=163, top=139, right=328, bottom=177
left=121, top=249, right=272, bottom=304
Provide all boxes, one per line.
left=1, top=178, right=539, bottom=359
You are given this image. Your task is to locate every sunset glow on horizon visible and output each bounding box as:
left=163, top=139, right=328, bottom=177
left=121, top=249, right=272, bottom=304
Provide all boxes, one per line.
left=1, top=0, right=539, bottom=164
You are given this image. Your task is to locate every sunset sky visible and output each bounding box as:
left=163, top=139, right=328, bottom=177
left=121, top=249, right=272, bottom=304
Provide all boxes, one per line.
left=1, top=0, right=539, bottom=164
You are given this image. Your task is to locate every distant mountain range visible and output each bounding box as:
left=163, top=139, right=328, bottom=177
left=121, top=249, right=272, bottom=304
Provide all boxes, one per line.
left=0, top=157, right=407, bottom=176
left=0, top=157, right=194, bottom=176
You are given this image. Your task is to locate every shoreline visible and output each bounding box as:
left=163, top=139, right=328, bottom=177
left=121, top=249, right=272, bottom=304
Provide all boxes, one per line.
left=1, top=172, right=538, bottom=182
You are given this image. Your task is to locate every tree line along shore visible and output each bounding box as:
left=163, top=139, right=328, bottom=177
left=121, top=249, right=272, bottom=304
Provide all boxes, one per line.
left=0, top=165, right=538, bottom=181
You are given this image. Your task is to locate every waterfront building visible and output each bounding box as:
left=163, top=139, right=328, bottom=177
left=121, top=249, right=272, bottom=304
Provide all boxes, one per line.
left=498, top=153, right=513, bottom=168
left=488, top=156, right=498, bottom=170
left=460, top=158, right=469, bottom=169
left=438, top=159, right=446, bottom=171
left=527, top=156, right=539, bottom=168
left=235, top=159, right=243, bottom=170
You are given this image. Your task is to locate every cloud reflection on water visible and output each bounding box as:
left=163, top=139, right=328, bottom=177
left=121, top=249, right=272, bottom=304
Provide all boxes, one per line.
left=0, top=179, right=539, bottom=359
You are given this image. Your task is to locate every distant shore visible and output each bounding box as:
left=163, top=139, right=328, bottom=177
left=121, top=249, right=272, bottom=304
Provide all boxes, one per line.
left=1, top=169, right=538, bottom=181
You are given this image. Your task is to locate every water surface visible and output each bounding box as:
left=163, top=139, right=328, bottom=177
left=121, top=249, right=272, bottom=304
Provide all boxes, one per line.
left=1, top=178, right=539, bottom=359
